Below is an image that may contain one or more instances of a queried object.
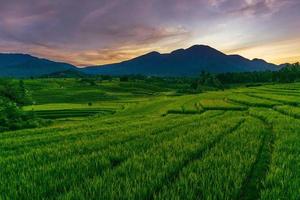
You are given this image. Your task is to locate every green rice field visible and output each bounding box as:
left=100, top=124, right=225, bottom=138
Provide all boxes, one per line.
left=1, top=79, right=300, bottom=199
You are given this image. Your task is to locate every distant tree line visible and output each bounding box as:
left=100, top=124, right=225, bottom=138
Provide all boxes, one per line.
left=217, top=62, right=300, bottom=84
left=72, top=62, right=300, bottom=93
left=106, top=63, right=300, bottom=91
left=190, top=63, right=300, bottom=91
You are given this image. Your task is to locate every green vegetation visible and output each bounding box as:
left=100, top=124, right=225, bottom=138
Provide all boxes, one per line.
left=217, top=62, right=300, bottom=84
left=0, top=79, right=43, bottom=131
left=1, top=77, right=300, bottom=199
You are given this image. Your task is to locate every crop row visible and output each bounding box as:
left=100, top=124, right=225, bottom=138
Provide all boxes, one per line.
left=252, top=87, right=300, bottom=96
left=199, top=99, right=246, bottom=110
left=273, top=105, right=300, bottom=119
left=227, top=94, right=280, bottom=107
left=57, top=112, right=245, bottom=199
left=166, top=97, right=247, bottom=115
left=0, top=111, right=228, bottom=199
left=247, top=93, right=300, bottom=106
left=33, top=108, right=116, bottom=119
left=155, top=117, right=269, bottom=200
left=249, top=108, right=300, bottom=199
left=264, top=83, right=300, bottom=91
left=0, top=111, right=242, bottom=199
left=0, top=114, right=191, bottom=157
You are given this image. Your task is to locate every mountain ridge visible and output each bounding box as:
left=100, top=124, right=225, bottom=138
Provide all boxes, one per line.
left=84, top=45, right=278, bottom=76
left=0, top=45, right=281, bottom=77
left=0, top=53, right=77, bottom=77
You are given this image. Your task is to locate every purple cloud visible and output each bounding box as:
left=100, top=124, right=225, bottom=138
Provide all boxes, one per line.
left=0, top=0, right=299, bottom=65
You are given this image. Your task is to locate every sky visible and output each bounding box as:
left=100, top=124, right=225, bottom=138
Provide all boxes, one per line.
left=0, top=0, right=299, bottom=66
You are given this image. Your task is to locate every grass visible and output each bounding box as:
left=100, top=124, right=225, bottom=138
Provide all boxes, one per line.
left=273, top=105, right=300, bottom=118
left=248, top=93, right=300, bottom=106
left=227, top=93, right=281, bottom=107
left=249, top=108, right=300, bottom=199
left=155, top=117, right=265, bottom=200
left=1, top=78, right=300, bottom=199
left=199, top=98, right=247, bottom=110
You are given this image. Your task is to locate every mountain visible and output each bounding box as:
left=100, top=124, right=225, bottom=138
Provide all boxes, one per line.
left=84, top=45, right=278, bottom=76
left=0, top=45, right=279, bottom=77
left=0, top=53, right=77, bottom=77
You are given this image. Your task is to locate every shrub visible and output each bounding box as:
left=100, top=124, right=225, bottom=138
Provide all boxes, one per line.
left=0, top=79, right=43, bottom=132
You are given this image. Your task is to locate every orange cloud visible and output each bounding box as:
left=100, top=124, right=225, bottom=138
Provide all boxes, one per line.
left=225, top=37, right=300, bottom=64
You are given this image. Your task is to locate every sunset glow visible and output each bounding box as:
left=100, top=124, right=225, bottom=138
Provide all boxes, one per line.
left=0, top=0, right=299, bottom=66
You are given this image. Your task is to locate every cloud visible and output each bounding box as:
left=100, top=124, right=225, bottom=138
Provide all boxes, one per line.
left=223, top=37, right=300, bottom=64
left=0, top=0, right=299, bottom=65
left=209, top=0, right=295, bottom=17
left=0, top=0, right=192, bottom=49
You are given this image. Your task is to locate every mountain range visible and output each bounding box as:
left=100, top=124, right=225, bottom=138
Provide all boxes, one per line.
left=0, top=45, right=280, bottom=77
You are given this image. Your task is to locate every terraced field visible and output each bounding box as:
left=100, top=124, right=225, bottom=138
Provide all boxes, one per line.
left=1, top=79, right=300, bottom=199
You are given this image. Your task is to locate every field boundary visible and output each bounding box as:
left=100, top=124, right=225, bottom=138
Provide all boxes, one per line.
left=146, top=118, right=246, bottom=200
left=272, top=106, right=300, bottom=119
left=226, top=98, right=275, bottom=108
left=238, top=114, right=275, bottom=200
left=246, top=93, right=298, bottom=106
left=54, top=114, right=230, bottom=199
left=164, top=106, right=247, bottom=116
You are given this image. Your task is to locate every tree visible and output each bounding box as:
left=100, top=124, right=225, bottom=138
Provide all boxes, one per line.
left=0, top=79, right=39, bottom=132
left=192, top=71, right=224, bottom=90
left=216, top=63, right=300, bottom=84
left=120, top=76, right=129, bottom=82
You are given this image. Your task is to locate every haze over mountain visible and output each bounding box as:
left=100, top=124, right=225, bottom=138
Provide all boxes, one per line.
left=0, top=54, right=76, bottom=77
left=83, top=45, right=278, bottom=76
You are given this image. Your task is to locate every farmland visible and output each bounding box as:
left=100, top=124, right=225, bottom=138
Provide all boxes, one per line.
left=1, top=78, right=300, bottom=199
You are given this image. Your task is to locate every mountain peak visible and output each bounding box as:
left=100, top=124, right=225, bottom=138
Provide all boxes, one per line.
left=189, top=44, right=210, bottom=48
left=186, top=44, right=212, bottom=50
left=252, top=58, right=265, bottom=62
left=185, top=45, right=224, bottom=56
left=171, top=49, right=185, bottom=55
left=145, top=51, right=161, bottom=56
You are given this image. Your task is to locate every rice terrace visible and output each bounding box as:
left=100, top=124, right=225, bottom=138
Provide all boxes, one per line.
left=1, top=77, right=300, bottom=199
left=1, top=0, right=300, bottom=199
